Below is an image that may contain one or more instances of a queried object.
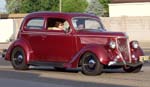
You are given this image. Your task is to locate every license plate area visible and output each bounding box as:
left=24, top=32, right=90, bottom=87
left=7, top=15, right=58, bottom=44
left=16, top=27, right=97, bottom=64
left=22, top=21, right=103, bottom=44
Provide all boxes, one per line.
left=139, top=56, right=150, bottom=63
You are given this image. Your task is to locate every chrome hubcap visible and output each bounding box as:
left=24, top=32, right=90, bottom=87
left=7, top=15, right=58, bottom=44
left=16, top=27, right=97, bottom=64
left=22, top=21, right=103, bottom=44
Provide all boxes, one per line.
left=13, top=52, right=24, bottom=65
left=88, top=59, right=96, bottom=68
left=17, top=55, right=23, bottom=62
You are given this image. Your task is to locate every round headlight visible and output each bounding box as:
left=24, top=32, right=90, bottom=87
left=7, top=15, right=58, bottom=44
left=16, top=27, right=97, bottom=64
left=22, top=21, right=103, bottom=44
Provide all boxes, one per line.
left=109, top=41, right=116, bottom=49
left=131, top=41, right=139, bottom=49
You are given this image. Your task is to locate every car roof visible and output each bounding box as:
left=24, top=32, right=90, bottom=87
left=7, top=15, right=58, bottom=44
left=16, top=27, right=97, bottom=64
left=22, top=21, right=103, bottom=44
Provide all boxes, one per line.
left=25, top=11, right=98, bottom=19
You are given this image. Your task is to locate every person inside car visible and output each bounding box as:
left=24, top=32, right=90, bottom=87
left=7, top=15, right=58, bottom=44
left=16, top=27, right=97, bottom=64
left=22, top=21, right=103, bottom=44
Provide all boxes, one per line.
left=52, top=21, right=64, bottom=30
left=77, top=23, right=84, bottom=29
left=76, top=20, right=85, bottom=30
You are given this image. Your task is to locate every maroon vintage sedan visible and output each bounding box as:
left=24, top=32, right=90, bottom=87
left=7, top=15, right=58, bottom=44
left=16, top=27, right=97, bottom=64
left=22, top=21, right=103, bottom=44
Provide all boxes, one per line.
left=5, top=12, right=145, bottom=75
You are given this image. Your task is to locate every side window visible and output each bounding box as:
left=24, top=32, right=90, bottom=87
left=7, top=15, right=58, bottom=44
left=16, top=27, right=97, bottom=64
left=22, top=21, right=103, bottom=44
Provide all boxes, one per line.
left=47, top=18, right=69, bottom=31
left=26, top=18, right=44, bottom=30
left=72, top=17, right=104, bottom=31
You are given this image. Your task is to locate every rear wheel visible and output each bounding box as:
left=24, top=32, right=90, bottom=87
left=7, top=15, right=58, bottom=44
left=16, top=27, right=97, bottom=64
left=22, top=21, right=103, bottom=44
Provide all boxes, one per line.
left=11, top=47, right=29, bottom=70
left=81, top=52, right=103, bottom=76
left=123, top=64, right=143, bottom=73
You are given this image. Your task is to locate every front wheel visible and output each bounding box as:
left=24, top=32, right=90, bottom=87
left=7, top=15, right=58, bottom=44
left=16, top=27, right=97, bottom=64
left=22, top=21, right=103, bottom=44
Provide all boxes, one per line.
left=11, top=47, right=29, bottom=70
left=123, top=64, right=143, bottom=73
left=81, top=52, right=103, bottom=76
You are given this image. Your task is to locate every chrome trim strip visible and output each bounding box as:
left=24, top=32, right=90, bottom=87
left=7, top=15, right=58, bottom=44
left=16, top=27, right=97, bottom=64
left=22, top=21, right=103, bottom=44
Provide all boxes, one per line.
left=21, top=31, right=67, bottom=36
left=127, top=39, right=132, bottom=63
left=74, top=34, right=127, bottom=38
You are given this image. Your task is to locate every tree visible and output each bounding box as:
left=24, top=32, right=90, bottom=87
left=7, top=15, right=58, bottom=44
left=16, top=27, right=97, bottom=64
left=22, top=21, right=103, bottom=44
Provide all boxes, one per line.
left=19, top=0, right=59, bottom=13
left=6, top=0, right=88, bottom=13
left=86, top=0, right=104, bottom=16
left=62, top=0, right=88, bottom=12
left=99, top=0, right=110, bottom=16
left=6, top=0, right=22, bottom=13
left=6, top=0, right=59, bottom=13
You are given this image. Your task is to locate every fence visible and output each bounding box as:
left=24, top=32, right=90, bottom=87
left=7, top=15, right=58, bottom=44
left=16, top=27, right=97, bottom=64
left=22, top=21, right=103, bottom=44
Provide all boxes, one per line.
left=102, top=16, right=150, bottom=41
left=101, top=16, right=150, bottom=48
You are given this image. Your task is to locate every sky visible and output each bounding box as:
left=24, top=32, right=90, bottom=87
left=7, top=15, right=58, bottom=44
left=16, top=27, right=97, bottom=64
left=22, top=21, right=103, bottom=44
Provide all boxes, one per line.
left=0, top=0, right=6, bottom=13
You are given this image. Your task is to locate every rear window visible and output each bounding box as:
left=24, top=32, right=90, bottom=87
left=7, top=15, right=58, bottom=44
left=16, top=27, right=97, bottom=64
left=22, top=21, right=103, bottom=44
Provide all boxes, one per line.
left=26, top=18, right=44, bottom=30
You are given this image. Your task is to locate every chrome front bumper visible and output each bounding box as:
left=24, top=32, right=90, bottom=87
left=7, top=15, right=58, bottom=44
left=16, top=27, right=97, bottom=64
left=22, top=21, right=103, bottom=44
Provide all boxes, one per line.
left=108, top=55, right=150, bottom=67
left=108, top=61, right=143, bottom=67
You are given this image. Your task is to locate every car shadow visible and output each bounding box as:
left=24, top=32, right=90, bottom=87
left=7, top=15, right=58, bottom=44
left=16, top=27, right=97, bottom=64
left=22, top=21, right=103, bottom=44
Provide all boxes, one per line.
left=29, top=66, right=127, bottom=74
left=29, top=66, right=80, bottom=73
left=29, top=66, right=145, bottom=75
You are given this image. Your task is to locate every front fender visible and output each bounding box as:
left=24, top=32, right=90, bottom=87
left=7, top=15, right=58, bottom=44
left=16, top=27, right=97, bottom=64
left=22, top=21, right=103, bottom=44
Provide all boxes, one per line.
left=5, top=38, right=33, bottom=63
left=66, top=44, right=109, bottom=68
left=131, top=47, right=144, bottom=59
left=130, top=40, right=144, bottom=57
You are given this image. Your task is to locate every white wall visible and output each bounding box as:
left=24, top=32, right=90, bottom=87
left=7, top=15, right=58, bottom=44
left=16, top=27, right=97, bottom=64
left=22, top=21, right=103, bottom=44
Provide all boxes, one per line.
left=0, top=19, right=14, bottom=43
left=109, top=2, right=150, bottom=17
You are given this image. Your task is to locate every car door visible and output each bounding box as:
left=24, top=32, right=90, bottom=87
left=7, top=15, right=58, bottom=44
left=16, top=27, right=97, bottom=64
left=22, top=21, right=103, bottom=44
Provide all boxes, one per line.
left=43, top=18, right=77, bottom=63
left=23, top=17, right=46, bottom=61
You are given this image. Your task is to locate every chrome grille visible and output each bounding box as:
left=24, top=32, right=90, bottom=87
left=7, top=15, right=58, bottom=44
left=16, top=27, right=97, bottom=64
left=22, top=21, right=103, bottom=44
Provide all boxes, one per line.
left=117, top=38, right=130, bottom=62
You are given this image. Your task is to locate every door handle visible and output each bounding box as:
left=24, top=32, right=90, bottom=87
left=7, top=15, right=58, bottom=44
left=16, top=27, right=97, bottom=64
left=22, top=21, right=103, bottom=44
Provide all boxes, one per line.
left=41, top=35, right=47, bottom=38
left=41, top=35, right=47, bottom=40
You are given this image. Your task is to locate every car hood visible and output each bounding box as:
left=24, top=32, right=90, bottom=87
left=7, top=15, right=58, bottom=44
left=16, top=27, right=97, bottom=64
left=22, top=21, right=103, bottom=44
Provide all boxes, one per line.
left=76, top=30, right=128, bottom=45
left=76, top=30, right=127, bottom=38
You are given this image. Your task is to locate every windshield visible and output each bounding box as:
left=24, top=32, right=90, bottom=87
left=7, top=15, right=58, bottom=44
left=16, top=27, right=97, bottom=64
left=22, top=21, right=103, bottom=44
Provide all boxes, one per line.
left=72, top=17, right=105, bottom=31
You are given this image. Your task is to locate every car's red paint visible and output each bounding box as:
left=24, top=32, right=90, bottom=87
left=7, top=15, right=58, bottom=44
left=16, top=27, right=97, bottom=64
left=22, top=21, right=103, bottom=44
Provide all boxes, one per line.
left=5, top=12, right=144, bottom=72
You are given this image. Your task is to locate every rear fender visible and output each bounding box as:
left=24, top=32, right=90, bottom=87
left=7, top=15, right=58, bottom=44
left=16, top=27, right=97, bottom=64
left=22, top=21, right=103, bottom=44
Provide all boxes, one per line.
left=5, top=39, right=33, bottom=64
left=67, top=45, right=110, bottom=68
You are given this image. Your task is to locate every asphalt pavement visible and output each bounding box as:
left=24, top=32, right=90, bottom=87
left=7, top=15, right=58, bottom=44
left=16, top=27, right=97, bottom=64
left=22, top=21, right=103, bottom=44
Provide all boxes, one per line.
left=0, top=52, right=150, bottom=87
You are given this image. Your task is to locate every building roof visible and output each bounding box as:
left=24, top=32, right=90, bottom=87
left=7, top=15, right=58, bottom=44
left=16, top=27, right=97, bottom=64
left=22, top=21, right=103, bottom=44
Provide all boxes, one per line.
left=111, top=0, right=150, bottom=3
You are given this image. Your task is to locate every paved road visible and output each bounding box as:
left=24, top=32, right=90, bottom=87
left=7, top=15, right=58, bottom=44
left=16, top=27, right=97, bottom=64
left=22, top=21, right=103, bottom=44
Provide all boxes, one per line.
left=0, top=56, right=150, bottom=87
